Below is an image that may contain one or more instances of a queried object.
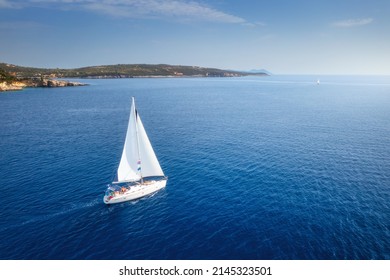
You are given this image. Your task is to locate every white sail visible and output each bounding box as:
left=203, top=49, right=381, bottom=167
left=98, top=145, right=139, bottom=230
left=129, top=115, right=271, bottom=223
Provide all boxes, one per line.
left=136, top=113, right=165, bottom=177
left=115, top=97, right=164, bottom=183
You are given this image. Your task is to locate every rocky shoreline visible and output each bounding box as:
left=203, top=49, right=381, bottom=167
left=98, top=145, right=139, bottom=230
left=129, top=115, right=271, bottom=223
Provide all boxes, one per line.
left=0, top=79, right=87, bottom=92
left=0, top=81, right=27, bottom=91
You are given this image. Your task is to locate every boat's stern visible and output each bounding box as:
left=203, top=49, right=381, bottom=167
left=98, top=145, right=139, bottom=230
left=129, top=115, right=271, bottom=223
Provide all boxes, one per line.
left=103, top=185, right=116, bottom=204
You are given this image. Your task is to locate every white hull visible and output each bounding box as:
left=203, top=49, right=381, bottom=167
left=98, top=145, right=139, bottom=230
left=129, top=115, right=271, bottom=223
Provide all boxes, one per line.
left=104, top=179, right=167, bottom=204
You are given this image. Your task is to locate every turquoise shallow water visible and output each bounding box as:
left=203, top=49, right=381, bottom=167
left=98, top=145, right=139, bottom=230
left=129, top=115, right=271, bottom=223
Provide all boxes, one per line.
left=0, top=75, right=389, bottom=259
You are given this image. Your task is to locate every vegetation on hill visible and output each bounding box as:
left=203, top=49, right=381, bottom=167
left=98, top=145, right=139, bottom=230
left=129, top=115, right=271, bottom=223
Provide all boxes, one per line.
left=0, top=63, right=268, bottom=79
left=0, top=68, right=17, bottom=83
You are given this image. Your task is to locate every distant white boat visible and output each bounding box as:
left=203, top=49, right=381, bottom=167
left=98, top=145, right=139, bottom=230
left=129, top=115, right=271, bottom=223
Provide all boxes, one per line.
left=317, top=79, right=320, bottom=85
left=103, top=97, right=167, bottom=204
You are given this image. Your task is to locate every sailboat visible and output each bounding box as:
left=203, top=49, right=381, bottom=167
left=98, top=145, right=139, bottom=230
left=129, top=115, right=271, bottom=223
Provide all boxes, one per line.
left=103, top=97, right=167, bottom=204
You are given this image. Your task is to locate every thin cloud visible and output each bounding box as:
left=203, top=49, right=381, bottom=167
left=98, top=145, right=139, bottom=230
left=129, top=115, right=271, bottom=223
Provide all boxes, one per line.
left=0, top=0, right=20, bottom=8
left=86, top=0, right=247, bottom=24
left=332, top=18, right=373, bottom=27
left=2, top=0, right=249, bottom=24
left=0, top=20, right=46, bottom=29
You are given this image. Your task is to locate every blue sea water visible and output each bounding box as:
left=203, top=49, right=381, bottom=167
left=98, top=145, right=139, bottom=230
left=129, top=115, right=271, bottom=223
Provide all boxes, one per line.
left=0, top=75, right=389, bottom=260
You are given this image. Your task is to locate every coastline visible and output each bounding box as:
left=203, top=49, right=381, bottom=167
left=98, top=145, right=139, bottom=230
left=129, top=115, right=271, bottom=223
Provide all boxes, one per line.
left=0, top=62, right=269, bottom=92
left=0, top=79, right=87, bottom=92
left=0, top=74, right=266, bottom=92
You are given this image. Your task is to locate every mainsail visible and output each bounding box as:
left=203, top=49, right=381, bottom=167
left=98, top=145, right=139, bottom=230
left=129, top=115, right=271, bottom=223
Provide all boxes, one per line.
left=115, top=97, right=164, bottom=183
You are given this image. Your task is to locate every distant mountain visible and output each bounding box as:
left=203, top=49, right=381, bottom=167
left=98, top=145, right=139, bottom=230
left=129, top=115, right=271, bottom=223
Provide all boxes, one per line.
left=0, top=63, right=269, bottom=79
left=246, top=69, right=273, bottom=75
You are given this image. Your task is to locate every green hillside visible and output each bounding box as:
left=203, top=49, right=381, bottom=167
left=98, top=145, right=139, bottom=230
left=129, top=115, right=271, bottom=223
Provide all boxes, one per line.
left=0, top=63, right=268, bottom=79
left=0, top=68, right=17, bottom=83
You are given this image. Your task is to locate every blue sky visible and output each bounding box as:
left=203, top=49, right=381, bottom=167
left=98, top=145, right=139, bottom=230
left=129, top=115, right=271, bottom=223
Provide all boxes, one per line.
left=1, top=0, right=389, bottom=74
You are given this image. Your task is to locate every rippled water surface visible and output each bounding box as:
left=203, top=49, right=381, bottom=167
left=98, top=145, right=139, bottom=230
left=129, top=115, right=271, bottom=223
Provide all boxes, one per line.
left=0, top=76, right=389, bottom=259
